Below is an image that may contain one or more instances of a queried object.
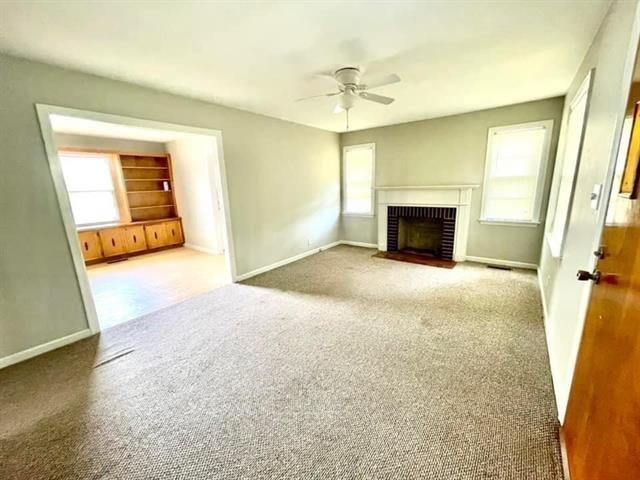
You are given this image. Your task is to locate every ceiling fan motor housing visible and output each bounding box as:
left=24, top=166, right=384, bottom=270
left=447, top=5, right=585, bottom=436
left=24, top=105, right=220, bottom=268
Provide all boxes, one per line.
left=335, top=67, right=361, bottom=88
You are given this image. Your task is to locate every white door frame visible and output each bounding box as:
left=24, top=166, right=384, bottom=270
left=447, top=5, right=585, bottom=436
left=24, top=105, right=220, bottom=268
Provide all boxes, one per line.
left=36, top=104, right=238, bottom=334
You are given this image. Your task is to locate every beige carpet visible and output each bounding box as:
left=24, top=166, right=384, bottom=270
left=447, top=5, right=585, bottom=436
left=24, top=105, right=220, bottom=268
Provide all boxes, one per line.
left=0, top=245, right=562, bottom=479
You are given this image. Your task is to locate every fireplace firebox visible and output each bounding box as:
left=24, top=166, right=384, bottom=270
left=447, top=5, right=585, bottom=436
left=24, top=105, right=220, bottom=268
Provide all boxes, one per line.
left=387, top=206, right=456, bottom=260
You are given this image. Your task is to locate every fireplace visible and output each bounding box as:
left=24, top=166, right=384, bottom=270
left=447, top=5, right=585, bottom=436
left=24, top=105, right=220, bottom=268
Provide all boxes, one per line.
left=376, top=185, right=478, bottom=262
left=387, top=206, right=456, bottom=260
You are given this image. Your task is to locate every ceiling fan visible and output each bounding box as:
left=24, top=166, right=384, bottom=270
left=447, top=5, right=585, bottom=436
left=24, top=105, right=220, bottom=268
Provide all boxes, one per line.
left=297, top=67, right=401, bottom=114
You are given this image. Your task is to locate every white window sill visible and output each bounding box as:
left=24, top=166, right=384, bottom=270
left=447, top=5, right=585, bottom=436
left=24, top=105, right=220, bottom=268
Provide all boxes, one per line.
left=479, top=219, right=541, bottom=227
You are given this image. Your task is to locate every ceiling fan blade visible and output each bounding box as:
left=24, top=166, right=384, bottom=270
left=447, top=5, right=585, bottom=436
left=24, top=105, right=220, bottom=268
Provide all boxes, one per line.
left=359, top=91, right=395, bottom=105
left=361, top=73, right=401, bottom=90
left=295, top=91, right=341, bottom=102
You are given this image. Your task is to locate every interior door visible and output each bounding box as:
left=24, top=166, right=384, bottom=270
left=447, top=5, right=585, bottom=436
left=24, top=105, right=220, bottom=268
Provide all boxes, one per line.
left=563, top=77, right=640, bottom=479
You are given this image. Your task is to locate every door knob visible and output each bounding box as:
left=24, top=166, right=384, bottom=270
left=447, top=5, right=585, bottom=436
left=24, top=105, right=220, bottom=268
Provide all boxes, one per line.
left=577, top=269, right=601, bottom=284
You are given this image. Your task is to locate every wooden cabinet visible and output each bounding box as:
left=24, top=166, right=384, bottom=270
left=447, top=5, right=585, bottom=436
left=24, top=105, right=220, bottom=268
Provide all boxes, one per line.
left=100, top=227, right=127, bottom=257
left=165, top=220, right=183, bottom=245
left=124, top=225, right=147, bottom=253
left=145, top=222, right=168, bottom=249
left=78, top=231, right=103, bottom=262
left=76, top=218, right=184, bottom=264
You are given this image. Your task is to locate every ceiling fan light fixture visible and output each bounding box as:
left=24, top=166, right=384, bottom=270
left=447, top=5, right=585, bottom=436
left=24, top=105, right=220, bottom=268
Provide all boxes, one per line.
left=337, top=89, right=357, bottom=111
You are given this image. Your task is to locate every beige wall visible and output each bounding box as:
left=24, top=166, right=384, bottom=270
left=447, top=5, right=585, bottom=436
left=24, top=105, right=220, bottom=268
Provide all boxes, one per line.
left=0, top=54, right=340, bottom=360
left=54, top=133, right=167, bottom=154
left=340, top=97, right=565, bottom=265
left=539, top=0, right=639, bottom=421
left=166, top=137, right=224, bottom=254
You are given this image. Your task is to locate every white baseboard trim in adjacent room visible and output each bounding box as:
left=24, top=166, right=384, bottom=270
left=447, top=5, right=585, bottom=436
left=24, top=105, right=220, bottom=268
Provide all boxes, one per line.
left=0, top=328, right=93, bottom=370
left=465, top=255, right=538, bottom=270
left=184, top=243, right=223, bottom=256
left=340, top=240, right=378, bottom=249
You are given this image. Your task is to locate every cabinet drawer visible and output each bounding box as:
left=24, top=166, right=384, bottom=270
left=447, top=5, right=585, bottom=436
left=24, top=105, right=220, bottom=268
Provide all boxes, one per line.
left=78, top=231, right=103, bottom=261
left=99, top=227, right=127, bottom=257
left=125, top=225, right=147, bottom=253
left=145, top=223, right=168, bottom=249
left=165, top=220, right=183, bottom=245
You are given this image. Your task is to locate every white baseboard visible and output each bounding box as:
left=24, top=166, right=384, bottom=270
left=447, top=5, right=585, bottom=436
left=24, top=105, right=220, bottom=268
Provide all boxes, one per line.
left=184, top=243, right=223, bottom=255
left=235, top=241, right=341, bottom=282
left=0, top=328, right=93, bottom=370
left=340, top=240, right=378, bottom=249
left=465, top=255, right=538, bottom=270
left=320, top=240, right=342, bottom=250
left=537, top=268, right=550, bottom=320
left=536, top=267, right=565, bottom=422
left=2, top=243, right=535, bottom=369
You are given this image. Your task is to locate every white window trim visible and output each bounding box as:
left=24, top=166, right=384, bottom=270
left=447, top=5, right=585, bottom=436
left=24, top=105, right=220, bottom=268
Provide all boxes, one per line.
left=58, top=150, right=123, bottom=227
left=545, top=70, right=594, bottom=258
left=479, top=119, right=554, bottom=226
left=342, top=143, right=376, bottom=217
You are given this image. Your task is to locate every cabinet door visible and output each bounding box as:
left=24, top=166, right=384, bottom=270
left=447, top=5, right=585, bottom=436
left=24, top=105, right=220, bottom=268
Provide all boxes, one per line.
left=165, top=220, right=183, bottom=245
left=78, top=231, right=103, bottom=261
left=99, top=227, right=127, bottom=257
left=145, top=223, right=168, bottom=249
left=124, top=225, right=147, bottom=253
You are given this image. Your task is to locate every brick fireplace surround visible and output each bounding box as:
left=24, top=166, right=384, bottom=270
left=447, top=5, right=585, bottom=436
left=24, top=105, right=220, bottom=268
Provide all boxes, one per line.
left=386, top=205, right=457, bottom=260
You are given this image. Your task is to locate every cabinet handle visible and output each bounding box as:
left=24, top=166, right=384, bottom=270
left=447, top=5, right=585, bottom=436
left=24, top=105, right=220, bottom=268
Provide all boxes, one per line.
left=133, top=234, right=137, bottom=242
left=154, top=232, right=158, bottom=240
left=171, top=229, right=175, bottom=235
left=84, top=242, right=89, bottom=251
left=111, top=238, right=115, bottom=247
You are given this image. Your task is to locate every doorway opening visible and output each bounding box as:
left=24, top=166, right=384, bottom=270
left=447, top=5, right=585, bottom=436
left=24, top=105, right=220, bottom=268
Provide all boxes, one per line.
left=37, top=105, right=236, bottom=332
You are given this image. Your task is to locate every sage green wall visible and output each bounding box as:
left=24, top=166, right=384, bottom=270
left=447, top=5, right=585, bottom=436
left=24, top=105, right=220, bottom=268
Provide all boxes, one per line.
left=0, top=54, right=340, bottom=360
left=340, top=97, right=565, bottom=265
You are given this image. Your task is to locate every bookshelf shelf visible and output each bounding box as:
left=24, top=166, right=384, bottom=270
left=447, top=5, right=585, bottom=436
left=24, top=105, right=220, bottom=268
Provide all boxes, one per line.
left=119, top=154, right=178, bottom=222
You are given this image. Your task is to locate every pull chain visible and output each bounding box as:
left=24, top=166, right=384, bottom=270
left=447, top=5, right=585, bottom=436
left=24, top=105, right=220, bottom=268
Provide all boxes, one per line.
left=346, top=108, right=350, bottom=131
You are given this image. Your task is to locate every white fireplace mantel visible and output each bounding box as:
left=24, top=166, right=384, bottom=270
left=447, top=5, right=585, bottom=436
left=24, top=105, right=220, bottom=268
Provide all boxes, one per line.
left=376, top=184, right=479, bottom=261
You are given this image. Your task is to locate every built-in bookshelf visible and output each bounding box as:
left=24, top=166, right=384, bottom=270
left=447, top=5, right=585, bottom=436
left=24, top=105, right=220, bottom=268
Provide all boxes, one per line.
left=120, top=154, right=178, bottom=222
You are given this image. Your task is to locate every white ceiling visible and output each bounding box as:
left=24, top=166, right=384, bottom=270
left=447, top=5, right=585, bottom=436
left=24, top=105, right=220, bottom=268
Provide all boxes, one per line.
left=1, top=1, right=609, bottom=132
left=50, top=115, right=194, bottom=143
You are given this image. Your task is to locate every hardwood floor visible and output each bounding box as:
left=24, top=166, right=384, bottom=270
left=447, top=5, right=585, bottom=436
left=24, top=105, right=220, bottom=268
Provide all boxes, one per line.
left=87, top=247, right=229, bottom=329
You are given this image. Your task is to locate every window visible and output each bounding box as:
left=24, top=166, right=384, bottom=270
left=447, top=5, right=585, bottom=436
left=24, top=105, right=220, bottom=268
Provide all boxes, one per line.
left=547, top=72, right=593, bottom=257
left=343, top=143, right=375, bottom=215
left=59, top=152, right=120, bottom=226
left=480, top=120, right=553, bottom=225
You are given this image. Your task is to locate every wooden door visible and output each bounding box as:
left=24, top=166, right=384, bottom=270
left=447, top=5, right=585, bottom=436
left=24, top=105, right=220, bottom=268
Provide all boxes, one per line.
left=165, top=220, right=183, bottom=245
left=124, top=225, right=147, bottom=253
left=77, top=231, right=103, bottom=261
left=563, top=108, right=640, bottom=479
left=99, top=227, right=127, bottom=257
left=145, top=223, right=168, bottom=249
